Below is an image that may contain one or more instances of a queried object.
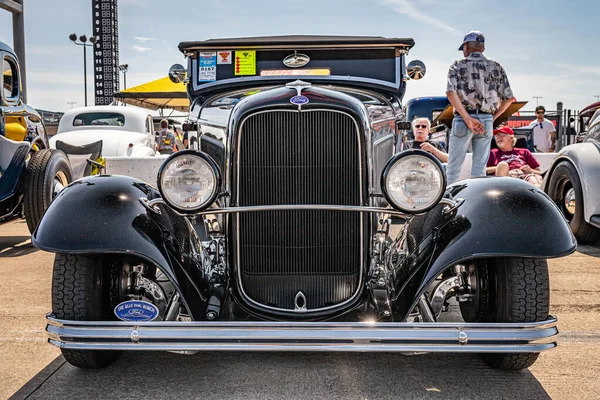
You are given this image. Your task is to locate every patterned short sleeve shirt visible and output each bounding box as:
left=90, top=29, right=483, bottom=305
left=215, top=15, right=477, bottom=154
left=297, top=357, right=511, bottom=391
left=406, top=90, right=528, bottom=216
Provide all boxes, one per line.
left=446, top=52, right=514, bottom=114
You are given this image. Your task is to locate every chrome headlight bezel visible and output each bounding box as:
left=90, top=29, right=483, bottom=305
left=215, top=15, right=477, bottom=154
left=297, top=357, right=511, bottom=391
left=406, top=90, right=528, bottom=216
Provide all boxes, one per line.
left=157, top=150, right=221, bottom=214
left=381, top=149, right=447, bottom=214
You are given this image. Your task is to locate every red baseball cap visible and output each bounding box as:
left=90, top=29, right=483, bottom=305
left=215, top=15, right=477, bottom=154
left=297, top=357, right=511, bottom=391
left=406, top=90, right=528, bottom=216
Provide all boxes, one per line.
left=493, top=126, right=514, bottom=136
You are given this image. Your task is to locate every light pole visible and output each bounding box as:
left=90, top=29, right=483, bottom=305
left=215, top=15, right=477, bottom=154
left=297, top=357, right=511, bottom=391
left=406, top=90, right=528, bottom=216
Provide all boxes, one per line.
left=118, top=64, right=129, bottom=90
left=66, top=101, right=76, bottom=109
left=594, top=95, right=600, bottom=103
left=69, top=33, right=97, bottom=107
left=533, top=96, right=543, bottom=107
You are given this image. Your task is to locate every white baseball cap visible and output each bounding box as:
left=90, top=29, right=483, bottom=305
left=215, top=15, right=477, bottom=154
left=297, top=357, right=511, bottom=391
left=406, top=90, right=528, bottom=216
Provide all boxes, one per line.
left=459, top=30, right=485, bottom=51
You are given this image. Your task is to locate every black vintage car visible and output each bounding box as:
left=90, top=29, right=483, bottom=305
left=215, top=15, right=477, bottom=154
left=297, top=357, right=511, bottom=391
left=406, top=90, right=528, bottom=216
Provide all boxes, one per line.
left=34, top=36, right=576, bottom=371
left=0, top=41, right=71, bottom=233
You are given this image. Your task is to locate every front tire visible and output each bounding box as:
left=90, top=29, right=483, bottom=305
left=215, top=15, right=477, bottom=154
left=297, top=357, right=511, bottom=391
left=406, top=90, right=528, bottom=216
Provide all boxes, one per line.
left=23, top=149, right=72, bottom=234
left=52, top=254, right=120, bottom=368
left=547, top=161, right=600, bottom=244
left=460, top=257, right=550, bottom=370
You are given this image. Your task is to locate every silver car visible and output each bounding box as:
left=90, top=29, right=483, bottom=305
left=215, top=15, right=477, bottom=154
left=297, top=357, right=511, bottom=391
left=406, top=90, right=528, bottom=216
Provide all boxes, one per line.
left=544, top=109, right=600, bottom=244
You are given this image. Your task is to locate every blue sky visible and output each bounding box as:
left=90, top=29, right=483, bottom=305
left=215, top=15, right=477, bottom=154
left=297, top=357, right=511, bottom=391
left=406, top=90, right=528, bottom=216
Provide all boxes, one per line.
left=1, top=0, right=598, bottom=112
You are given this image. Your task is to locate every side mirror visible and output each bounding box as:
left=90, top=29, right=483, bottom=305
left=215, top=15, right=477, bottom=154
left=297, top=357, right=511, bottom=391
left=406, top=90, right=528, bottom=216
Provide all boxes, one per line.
left=406, top=60, right=426, bottom=80
left=396, top=121, right=412, bottom=130
left=182, top=122, right=197, bottom=131
left=168, top=64, right=187, bottom=83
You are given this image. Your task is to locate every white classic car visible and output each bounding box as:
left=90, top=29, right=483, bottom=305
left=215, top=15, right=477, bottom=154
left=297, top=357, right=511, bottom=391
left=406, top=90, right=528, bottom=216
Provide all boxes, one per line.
left=50, top=106, right=157, bottom=157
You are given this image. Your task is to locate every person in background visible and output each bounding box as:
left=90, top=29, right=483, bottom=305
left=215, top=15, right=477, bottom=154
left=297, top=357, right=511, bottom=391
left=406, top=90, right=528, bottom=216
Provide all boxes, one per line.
left=529, top=105, right=556, bottom=152
left=182, top=131, right=189, bottom=150
left=445, top=30, right=515, bottom=184
left=486, top=126, right=543, bottom=187
left=411, top=117, right=448, bottom=163
left=156, top=119, right=176, bottom=155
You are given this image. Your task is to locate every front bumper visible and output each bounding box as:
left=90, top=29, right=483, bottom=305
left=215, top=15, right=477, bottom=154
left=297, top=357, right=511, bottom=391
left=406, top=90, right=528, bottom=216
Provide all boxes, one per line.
left=46, top=315, right=558, bottom=353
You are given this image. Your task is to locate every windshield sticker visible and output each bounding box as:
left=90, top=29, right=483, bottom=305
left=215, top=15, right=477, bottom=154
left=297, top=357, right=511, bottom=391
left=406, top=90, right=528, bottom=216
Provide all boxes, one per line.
left=114, top=300, right=159, bottom=322
left=217, top=51, right=232, bottom=64
left=199, top=52, right=217, bottom=82
left=234, top=50, right=256, bottom=75
left=290, top=95, right=309, bottom=105
left=260, top=68, right=330, bottom=76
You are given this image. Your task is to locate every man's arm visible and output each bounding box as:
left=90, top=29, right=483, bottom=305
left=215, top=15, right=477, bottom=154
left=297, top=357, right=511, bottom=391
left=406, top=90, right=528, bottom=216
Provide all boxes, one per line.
left=446, top=91, right=485, bottom=134
left=495, top=65, right=515, bottom=121
left=493, top=98, right=514, bottom=121
left=420, top=142, right=448, bottom=162
left=549, top=128, right=557, bottom=150
left=520, top=165, right=542, bottom=175
left=433, top=148, right=449, bottom=163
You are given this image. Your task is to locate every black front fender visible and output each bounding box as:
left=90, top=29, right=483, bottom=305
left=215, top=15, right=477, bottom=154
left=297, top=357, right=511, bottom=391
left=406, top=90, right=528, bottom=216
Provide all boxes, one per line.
left=395, top=177, right=576, bottom=320
left=430, top=177, right=576, bottom=277
left=32, top=175, right=209, bottom=320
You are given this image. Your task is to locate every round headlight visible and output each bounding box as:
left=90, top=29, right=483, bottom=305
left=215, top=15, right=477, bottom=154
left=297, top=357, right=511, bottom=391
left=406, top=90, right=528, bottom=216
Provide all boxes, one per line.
left=381, top=150, right=446, bottom=213
left=158, top=150, right=220, bottom=213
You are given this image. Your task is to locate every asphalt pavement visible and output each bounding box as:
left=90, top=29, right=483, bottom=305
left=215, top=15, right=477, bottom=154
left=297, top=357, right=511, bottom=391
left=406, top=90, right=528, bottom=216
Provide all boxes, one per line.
left=2, top=219, right=599, bottom=400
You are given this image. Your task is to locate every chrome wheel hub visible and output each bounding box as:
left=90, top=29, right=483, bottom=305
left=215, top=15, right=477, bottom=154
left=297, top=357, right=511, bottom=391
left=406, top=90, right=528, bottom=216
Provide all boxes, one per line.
left=564, top=188, right=576, bottom=215
left=52, top=171, right=69, bottom=198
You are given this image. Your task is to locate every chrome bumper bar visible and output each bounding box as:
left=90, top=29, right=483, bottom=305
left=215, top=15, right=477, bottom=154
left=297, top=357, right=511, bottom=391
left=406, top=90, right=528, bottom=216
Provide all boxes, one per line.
left=46, top=315, right=558, bottom=353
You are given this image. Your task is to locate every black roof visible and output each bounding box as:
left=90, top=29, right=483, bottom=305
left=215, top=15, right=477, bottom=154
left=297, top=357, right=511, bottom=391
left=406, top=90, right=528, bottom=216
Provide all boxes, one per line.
left=179, top=35, right=415, bottom=52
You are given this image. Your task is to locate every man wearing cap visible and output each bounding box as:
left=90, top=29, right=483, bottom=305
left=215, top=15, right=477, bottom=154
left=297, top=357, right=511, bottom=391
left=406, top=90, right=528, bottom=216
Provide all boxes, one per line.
left=445, top=30, right=515, bottom=184
left=486, top=126, right=543, bottom=186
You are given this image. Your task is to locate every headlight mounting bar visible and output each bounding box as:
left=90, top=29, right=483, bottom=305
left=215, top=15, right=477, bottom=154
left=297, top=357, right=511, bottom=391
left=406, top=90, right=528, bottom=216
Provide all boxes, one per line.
left=139, top=197, right=463, bottom=218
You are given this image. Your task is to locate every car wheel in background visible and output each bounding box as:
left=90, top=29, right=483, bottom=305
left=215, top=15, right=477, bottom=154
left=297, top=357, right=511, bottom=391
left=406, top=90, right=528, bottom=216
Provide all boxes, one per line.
left=547, top=161, right=600, bottom=244
left=23, top=149, right=72, bottom=234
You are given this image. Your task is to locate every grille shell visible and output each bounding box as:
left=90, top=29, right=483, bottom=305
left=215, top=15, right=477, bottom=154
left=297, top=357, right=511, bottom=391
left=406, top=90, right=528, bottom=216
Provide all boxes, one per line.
left=235, top=109, right=365, bottom=313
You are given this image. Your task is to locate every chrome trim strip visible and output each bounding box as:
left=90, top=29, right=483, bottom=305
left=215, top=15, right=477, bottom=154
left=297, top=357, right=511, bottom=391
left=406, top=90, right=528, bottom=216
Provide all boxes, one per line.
left=373, top=133, right=395, bottom=147
left=203, top=205, right=408, bottom=217
left=235, top=109, right=365, bottom=314
left=192, top=75, right=399, bottom=92
left=46, top=315, right=559, bottom=353
left=139, top=198, right=460, bottom=219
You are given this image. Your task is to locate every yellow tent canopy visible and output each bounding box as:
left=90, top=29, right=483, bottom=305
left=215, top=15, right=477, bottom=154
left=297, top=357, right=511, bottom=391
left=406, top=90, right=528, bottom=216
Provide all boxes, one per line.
left=114, top=76, right=189, bottom=111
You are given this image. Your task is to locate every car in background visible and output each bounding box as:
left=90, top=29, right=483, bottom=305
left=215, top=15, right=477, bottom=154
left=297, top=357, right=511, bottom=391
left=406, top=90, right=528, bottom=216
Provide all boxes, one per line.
left=544, top=109, right=600, bottom=244
left=1, top=41, right=72, bottom=233
left=51, top=106, right=157, bottom=157
left=574, top=101, right=600, bottom=143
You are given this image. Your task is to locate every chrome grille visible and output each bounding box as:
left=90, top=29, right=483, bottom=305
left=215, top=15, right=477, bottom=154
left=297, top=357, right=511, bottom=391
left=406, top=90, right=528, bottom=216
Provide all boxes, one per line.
left=236, top=110, right=363, bottom=312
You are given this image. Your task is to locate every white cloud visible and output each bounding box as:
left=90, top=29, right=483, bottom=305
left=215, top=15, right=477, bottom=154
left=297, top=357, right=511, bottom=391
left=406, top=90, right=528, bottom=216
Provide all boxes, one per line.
left=554, top=63, right=600, bottom=77
left=134, top=36, right=155, bottom=43
left=380, top=0, right=459, bottom=34
left=402, top=57, right=599, bottom=111
left=508, top=72, right=596, bottom=111
left=133, top=45, right=152, bottom=53
left=503, top=48, right=530, bottom=61
left=26, top=44, right=74, bottom=56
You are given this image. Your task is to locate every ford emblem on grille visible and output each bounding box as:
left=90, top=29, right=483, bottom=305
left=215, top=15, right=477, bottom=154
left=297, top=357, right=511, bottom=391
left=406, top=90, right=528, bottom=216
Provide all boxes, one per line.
left=294, top=291, right=307, bottom=311
left=283, top=52, right=310, bottom=68
left=290, top=95, right=309, bottom=105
